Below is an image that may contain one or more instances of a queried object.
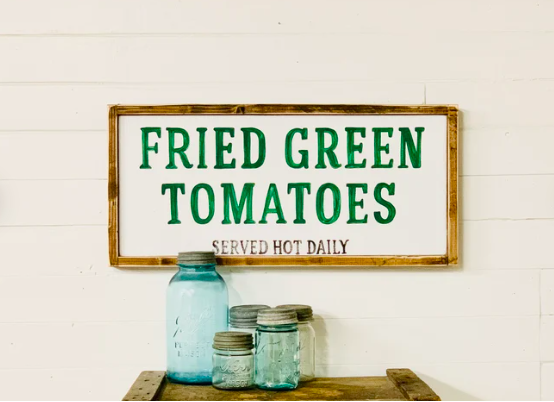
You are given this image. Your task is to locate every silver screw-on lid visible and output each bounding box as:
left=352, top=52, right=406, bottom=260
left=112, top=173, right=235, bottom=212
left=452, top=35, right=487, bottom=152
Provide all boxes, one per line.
left=257, top=307, right=298, bottom=326
left=276, top=304, right=313, bottom=321
left=213, top=331, right=253, bottom=350
left=230, top=305, right=271, bottom=327
left=177, top=251, right=216, bottom=265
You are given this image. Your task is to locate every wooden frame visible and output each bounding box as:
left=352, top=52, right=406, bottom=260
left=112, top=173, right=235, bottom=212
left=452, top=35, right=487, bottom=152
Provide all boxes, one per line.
left=109, top=104, right=458, bottom=268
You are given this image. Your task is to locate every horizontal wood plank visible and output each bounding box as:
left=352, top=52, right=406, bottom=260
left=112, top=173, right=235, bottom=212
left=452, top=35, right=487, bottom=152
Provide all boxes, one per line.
left=0, top=317, right=538, bottom=370
left=0, top=132, right=106, bottom=180
left=0, top=363, right=539, bottom=401
left=542, top=270, right=554, bottom=315
left=1, top=0, right=553, bottom=34
left=320, top=363, right=540, bottom=401
left=461, top=127, right=554, bottom=177
left=2, top=34, right=554, bottom=83
left=312, top=316, right=539, bottom=365
left=462, top=220, right=554, bottom=269
left=426, top=81, right=554, bottom=129
left=155, top=373, right=415, bottom=401
left=540, top=316, right=554, bottom=362
left=0, top=83, right=424, bottom=131
left=542, top=363, right=554, bottom=400
left=0, top=269, right=539, bottom=322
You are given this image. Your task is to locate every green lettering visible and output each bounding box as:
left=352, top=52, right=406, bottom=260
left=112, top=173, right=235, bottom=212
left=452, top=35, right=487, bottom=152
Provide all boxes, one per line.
left=214, top=127, right=236, bottom=169
left=241, top=127, right=266, bottom=169
left=221, top=183, right=255, bottom=224
left=374, top=182, right=396, bottom=224
left=190, top=183, right=215, bottom=224
left=161, top=183, right=185, bottom=224
left=399, top=127, right=423, bottom=168
left=260, top=184, right=287, bottom=224
left=316, top=183, right=341, bottom=224
left=347, top=183, right=368, bottom=224
left=197, top=127, right=207, bottom=169
left=166, top=127, right=193, bottom=169
left=345, top=127, right=367, bottom=169
left=315, top=128, right=342, bottom=169
left=287, top=183, right=311, bottom=224
left=285, top=128, right=309, bottom=169
left=140, top=127, right=161, bottom=169
left=372, top=127, right=394, bottom=168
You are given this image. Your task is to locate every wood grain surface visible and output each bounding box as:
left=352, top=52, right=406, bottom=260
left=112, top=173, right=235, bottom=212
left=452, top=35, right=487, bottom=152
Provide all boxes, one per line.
left=123, top=369, right=441, bottom=401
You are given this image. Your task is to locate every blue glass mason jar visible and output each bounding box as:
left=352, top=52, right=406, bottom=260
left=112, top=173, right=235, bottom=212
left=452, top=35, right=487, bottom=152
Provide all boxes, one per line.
left=166, top=251, right=228, bottom=384
left=255, top=308, right=300, bottom=390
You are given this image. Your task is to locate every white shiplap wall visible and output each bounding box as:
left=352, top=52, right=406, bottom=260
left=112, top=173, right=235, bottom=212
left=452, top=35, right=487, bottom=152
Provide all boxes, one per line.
left=0, top=0, right=552, bottom=399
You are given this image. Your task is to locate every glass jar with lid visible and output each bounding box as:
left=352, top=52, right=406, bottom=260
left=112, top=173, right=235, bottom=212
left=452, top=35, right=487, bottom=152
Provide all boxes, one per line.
left=212, top=332, right=255, bottom=390
left=255, top=308, right=300, bottom=390
left=277, top=304, right=315, bottom=382
left=166, top=251, right=228, bottom=384
left=229, top=305, right=270, bottom=337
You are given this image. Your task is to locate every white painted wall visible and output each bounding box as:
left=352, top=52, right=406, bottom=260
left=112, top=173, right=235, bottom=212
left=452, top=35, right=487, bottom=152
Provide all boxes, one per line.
left=0, top=0, right=553, bottom=399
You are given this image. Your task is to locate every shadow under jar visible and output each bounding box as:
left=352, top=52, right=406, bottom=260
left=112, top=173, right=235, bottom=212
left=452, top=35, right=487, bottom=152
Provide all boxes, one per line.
left=212, top=332, right=255, bottom=390
left=255, top=308, right=300, bottom=390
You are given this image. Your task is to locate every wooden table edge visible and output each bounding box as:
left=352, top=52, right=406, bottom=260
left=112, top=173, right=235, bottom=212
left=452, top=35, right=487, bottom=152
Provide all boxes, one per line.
left=123, top=369, right=440, bottom=401
left=123, top=371, right=166, bottom=401
left=387, top=369, right=441, bottom=401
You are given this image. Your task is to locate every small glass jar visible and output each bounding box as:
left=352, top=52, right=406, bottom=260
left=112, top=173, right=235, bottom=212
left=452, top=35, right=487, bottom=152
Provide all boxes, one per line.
left=278, top=304, right=315, bottom=382
left=212, top=332, right=254, bottom=390
left=229, top=305, right=270, bottom=339
left=255, top=308, right=300, bottom=390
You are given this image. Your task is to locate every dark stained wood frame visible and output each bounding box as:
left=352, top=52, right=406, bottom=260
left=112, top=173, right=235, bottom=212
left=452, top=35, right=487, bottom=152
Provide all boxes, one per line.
left=109, top=104, right=458, bottom=268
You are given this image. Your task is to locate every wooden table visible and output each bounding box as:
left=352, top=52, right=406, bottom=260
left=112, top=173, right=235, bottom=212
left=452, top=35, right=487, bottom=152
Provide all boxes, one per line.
left=123, top=369, right=440, bottom=401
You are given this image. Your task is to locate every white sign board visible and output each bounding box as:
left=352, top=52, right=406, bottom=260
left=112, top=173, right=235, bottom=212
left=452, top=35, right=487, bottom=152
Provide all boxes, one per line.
left=109, top=105, right=458, bottom=267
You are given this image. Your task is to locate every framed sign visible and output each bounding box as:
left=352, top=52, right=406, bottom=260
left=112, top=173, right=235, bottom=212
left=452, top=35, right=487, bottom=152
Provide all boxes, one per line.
left=109, top=104, right=458, bottom=267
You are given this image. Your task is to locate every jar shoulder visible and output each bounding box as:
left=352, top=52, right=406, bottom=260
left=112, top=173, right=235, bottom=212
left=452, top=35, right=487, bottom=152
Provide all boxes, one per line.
left=169, top=271, right=227, bottom=285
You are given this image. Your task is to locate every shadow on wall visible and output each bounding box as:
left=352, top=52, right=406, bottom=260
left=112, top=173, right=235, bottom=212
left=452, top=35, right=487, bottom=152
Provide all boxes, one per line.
left=416, top=374, right=478, bottom=401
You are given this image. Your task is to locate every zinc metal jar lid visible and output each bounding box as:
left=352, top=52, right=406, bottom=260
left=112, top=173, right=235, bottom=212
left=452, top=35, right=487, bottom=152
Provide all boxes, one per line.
left=276, top=304, right=313, bottom=321
left=213, top=331, right=253, bottom=350
left=257, top=307, right=298, bottom=326
left=177, top=251, right=216, bottom=265
left=230, top=305, right=271, bottom=327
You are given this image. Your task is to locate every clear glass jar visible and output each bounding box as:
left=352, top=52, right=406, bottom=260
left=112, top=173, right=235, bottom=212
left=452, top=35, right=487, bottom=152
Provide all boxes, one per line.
left=277, top=304, right=316, bottom=382
left=255, top=308, right=300, bottom=390
left=166, top=252, right=228, bottom=384
left=212, top=332, right=254, bottom=390
left=297, top=321, right=316, bottom=381
left=229, top=325, right=256, bottom=337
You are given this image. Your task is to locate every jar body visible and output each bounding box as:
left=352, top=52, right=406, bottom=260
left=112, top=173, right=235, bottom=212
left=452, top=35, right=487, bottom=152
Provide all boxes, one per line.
left=166, top=264, right=228, bottom=384
left=212, top=349, right=254, bottom=390
left=255, top=324, right=300, bottom=390
left=298, top=321, right=316, bottom=381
